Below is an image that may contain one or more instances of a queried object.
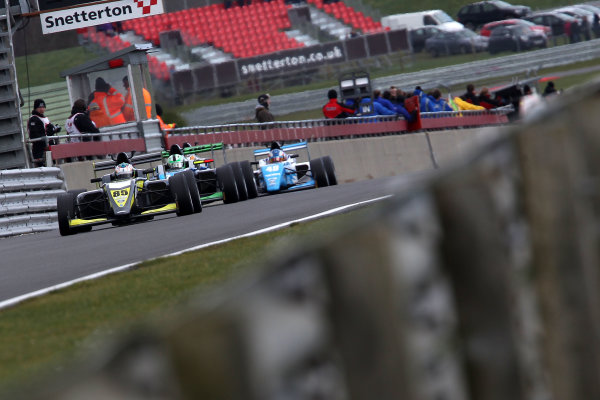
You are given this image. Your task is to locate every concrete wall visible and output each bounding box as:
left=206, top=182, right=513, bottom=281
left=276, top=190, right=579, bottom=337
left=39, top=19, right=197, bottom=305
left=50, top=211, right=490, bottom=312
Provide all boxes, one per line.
left=60, top=127, right=498, bottom=190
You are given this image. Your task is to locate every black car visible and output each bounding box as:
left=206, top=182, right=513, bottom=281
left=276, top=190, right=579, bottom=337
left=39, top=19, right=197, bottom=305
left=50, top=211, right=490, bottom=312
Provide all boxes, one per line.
left=488, top=25, right=547, bottom=54
left=523, top=11, right=579, bottom=36
left=425, top=29, right=488, bottom=57
left=409, top=26, right=445, bottom=53
left=457, top=0, right=531, bottom=28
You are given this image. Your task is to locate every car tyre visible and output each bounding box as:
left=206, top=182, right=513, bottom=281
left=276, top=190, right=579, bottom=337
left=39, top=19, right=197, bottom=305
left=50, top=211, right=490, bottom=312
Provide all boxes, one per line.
left=170, top=172, right=194, bottom=216
left=184, top=170, right=202, bottom=213
left=229, top=162, right=249, bottom=201
left=57, top=192, right=76, bottom=236
left=216, top=164, right=239, bottom=204
left=322, top=156, right=338, bottom=186
left=67, top=189, right=93, bottom=232
left=310, top=157, right=329, bottom=188
left=239, top=160, right=258, bottom=198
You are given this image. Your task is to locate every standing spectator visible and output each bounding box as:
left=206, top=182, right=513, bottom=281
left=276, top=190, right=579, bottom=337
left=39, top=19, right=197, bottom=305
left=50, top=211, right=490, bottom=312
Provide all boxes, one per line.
left=461, top=84, right=479, bottom=105
left=255, top=93, right=274, bottom=123
left=582, top=16, right=591, bottom=40
left=323, top=89, right=355, bottom=119
left=65, top=99, right=99, bottom=143
left=156, top=104, right=176, bottom=136
left=88, top=77, right=126, bottom=128
left=593, top=13, right=600, bottom=38
left=542, top=81, right=557, bottom=97
left=122, top=76, right=152, bottom=121
left=478, top=87, right=501, bottom=109
left=65, top=99, right=100, bottom=161
left=27, top=99, right=60, bottom=167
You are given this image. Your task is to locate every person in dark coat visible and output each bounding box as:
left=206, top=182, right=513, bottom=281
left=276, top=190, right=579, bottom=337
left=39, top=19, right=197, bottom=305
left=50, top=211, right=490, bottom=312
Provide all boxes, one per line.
left=65, top=99, right=100, bottom=143
left=461, top=84, right=479, bottom=105
left=27, top=98, right=60, bottom=167
left=255, top=93, right=274, bottom=123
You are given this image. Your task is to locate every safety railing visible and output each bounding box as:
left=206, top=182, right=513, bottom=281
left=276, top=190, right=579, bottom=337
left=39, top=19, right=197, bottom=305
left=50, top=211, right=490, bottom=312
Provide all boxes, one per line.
left=0, top=167, right=66, bottom=238
left=35, top=109, right=511, bottom=165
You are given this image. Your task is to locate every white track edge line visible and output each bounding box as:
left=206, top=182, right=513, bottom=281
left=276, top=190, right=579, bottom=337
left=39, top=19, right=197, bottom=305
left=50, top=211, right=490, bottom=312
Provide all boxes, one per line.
left=0, top=195, right=391, bottom=310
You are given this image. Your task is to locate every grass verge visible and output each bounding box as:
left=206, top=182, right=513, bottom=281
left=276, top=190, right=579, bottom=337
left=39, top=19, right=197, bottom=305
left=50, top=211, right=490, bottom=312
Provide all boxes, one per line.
left=0, top=210, right=354, bottom=391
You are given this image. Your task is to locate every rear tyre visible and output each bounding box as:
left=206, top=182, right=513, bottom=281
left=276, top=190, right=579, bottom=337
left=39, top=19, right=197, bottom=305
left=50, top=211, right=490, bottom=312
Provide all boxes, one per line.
left=57, top=192, right=76, bottom=236
left=170, top=173, right=194, bottom=216
left=322, top=156, right=338, bottom=186
left=240, top=160, right=258, bottom=199
left=184, top=170, right=202, bottom=213
left=229, top=162, right=248, bottom=201
left=216, top=164, right=239, bottom=204
left=310, top=158, right=329, bottom=188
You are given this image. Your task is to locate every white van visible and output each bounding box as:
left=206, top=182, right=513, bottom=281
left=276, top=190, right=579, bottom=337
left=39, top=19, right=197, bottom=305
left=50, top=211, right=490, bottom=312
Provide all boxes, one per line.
left=381, top=10, right=464, bottom=32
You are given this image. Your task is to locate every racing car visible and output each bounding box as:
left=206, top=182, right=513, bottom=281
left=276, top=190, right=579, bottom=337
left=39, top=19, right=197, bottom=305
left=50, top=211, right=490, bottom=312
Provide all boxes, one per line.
left=251, top=141, right=337, bottom=194
left=154, top=143, right=257, bottom=205
left=57, top=152, right=201, bottom=236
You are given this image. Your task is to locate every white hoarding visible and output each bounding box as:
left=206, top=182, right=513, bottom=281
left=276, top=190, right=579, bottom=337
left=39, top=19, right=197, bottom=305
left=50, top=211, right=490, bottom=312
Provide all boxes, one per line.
left=41, top=0, right=164, bottom=34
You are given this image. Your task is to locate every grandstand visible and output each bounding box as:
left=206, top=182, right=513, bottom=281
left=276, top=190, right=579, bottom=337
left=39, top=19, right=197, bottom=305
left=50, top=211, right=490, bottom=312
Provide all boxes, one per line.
left=78, top=0, right=385, bottom=82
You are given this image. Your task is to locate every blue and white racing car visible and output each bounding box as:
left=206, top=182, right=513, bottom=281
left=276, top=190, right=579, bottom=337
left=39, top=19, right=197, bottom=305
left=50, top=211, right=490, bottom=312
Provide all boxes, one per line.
left=252, top=141, right=337, bottom=194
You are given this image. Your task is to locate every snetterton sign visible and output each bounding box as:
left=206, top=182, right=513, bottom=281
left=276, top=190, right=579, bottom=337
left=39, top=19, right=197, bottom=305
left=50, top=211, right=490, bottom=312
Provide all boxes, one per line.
left=40, top=0, right=164, bottom=34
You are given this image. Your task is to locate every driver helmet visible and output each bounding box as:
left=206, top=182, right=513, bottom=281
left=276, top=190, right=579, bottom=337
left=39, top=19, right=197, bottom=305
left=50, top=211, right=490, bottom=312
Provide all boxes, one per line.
left=268, top=149, right=286, bottom=163
left=115, top=162, right=134, bottom=179
left=167, top=154, right=185, bottom=169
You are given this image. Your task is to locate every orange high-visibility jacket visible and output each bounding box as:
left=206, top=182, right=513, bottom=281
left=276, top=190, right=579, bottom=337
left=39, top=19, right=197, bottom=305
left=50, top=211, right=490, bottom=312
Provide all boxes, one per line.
left=157, top=114, right=175, bottom=134
left=89, top=88, right=126, bottom=127
left=123, top=87, right=152, bottom=121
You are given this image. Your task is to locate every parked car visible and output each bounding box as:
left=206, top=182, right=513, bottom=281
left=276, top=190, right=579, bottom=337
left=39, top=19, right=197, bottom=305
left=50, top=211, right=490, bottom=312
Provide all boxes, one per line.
left=480, top=18, right=551, bottom=37
left=409, top=25, right=446, bottom=53
left=523, top=11, right=579, bottom=36
left=555, top=6, right=594, bottom=23
left=456, top=0, right=531, bottom=29
left=425, top=28, right=488, bottom=57
left=488, top=25, right=547, bottom=54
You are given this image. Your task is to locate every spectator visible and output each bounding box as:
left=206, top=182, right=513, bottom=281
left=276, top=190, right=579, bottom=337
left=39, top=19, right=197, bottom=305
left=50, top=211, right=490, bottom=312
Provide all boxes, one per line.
left=478, top=87, right=501, bottom=109
left=122, top=76, right=152, bottom=121
left=224, top=0, right=232, bottom=9
left=323, top=89, right=355, bottom=119
left=88, top=77, right=126, bottom=128
left=358, top=94, right=396, bottom=116
left=382, top=90, right=416, bottom=121
left=156, top=104, right=176, bottom=136
left=27, top=99, right=60, bottom=167
left=453, top=95, right=485, bottom=111
left=428, top=89, right=454, bottom=112
left=582, top=16, right=591, bottom=41
left=255, top=93, right=275, bottom=123
left=593, top=13, right=600, bottom=38
left=542, top=81, right=557, bottom=97
left=413, top=86, right=434, bottom=112
left=373, top=89, right=398, bottom=113
left=65, top=99, right=99, bottom=143
left=461, top=84, right=479, bottom=105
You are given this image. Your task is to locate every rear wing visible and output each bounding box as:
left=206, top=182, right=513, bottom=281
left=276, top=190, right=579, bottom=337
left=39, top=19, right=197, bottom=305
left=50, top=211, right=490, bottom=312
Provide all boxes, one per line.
left=254, top=141, right=309, bottom=159
left=161, top=143, right=224, bottom=159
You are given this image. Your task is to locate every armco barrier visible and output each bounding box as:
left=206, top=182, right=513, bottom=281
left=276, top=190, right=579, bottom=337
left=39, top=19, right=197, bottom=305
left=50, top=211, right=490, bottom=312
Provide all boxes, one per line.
left=0, top=168, right=65, bottom=238
left=11, top=83, right=600, bottom=400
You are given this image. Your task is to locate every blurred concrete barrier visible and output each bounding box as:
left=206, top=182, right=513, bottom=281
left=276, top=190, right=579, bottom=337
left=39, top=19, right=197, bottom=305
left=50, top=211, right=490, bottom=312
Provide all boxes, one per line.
left=0, top=168, right=65, bottom=237
left=12, top=82, right=600, bottom=399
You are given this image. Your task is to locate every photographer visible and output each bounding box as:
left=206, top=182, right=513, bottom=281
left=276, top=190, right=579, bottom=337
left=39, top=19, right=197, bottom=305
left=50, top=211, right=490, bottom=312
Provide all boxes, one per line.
left=27, top=99, right=61, bottom=167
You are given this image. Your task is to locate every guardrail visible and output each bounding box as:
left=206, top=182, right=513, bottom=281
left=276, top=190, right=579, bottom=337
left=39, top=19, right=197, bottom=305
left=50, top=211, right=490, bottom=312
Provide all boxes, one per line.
left=0, top=168, right=66, bottom=238
left=40, top=110, right=510, bottom=164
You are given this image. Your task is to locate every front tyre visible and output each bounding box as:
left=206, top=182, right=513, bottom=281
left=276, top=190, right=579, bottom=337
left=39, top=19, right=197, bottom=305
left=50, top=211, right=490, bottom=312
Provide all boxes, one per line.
left=170, top=173, right=194, bottom=216
left=310, top=158, right=329, bottom=188
left=57, top=192, right=76, bottom=236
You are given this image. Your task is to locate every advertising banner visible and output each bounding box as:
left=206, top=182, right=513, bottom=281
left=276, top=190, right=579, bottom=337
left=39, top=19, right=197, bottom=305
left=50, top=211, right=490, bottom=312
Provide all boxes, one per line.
left=40, top=0, right=164, bottom=34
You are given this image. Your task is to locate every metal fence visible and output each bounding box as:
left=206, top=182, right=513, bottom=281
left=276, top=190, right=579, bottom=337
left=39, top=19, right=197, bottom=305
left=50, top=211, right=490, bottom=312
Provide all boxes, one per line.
left=0, top=167, right=65, bottom=238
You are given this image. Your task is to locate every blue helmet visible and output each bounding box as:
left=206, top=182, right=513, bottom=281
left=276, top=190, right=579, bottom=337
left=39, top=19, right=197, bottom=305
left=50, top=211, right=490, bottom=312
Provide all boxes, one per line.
left=269, top=149, right=285, bottom=163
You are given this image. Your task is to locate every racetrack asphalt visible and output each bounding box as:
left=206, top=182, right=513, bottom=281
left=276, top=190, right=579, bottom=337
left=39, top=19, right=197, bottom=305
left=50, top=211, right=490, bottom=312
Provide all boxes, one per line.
left=0, top=176, right=412, bottom=304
